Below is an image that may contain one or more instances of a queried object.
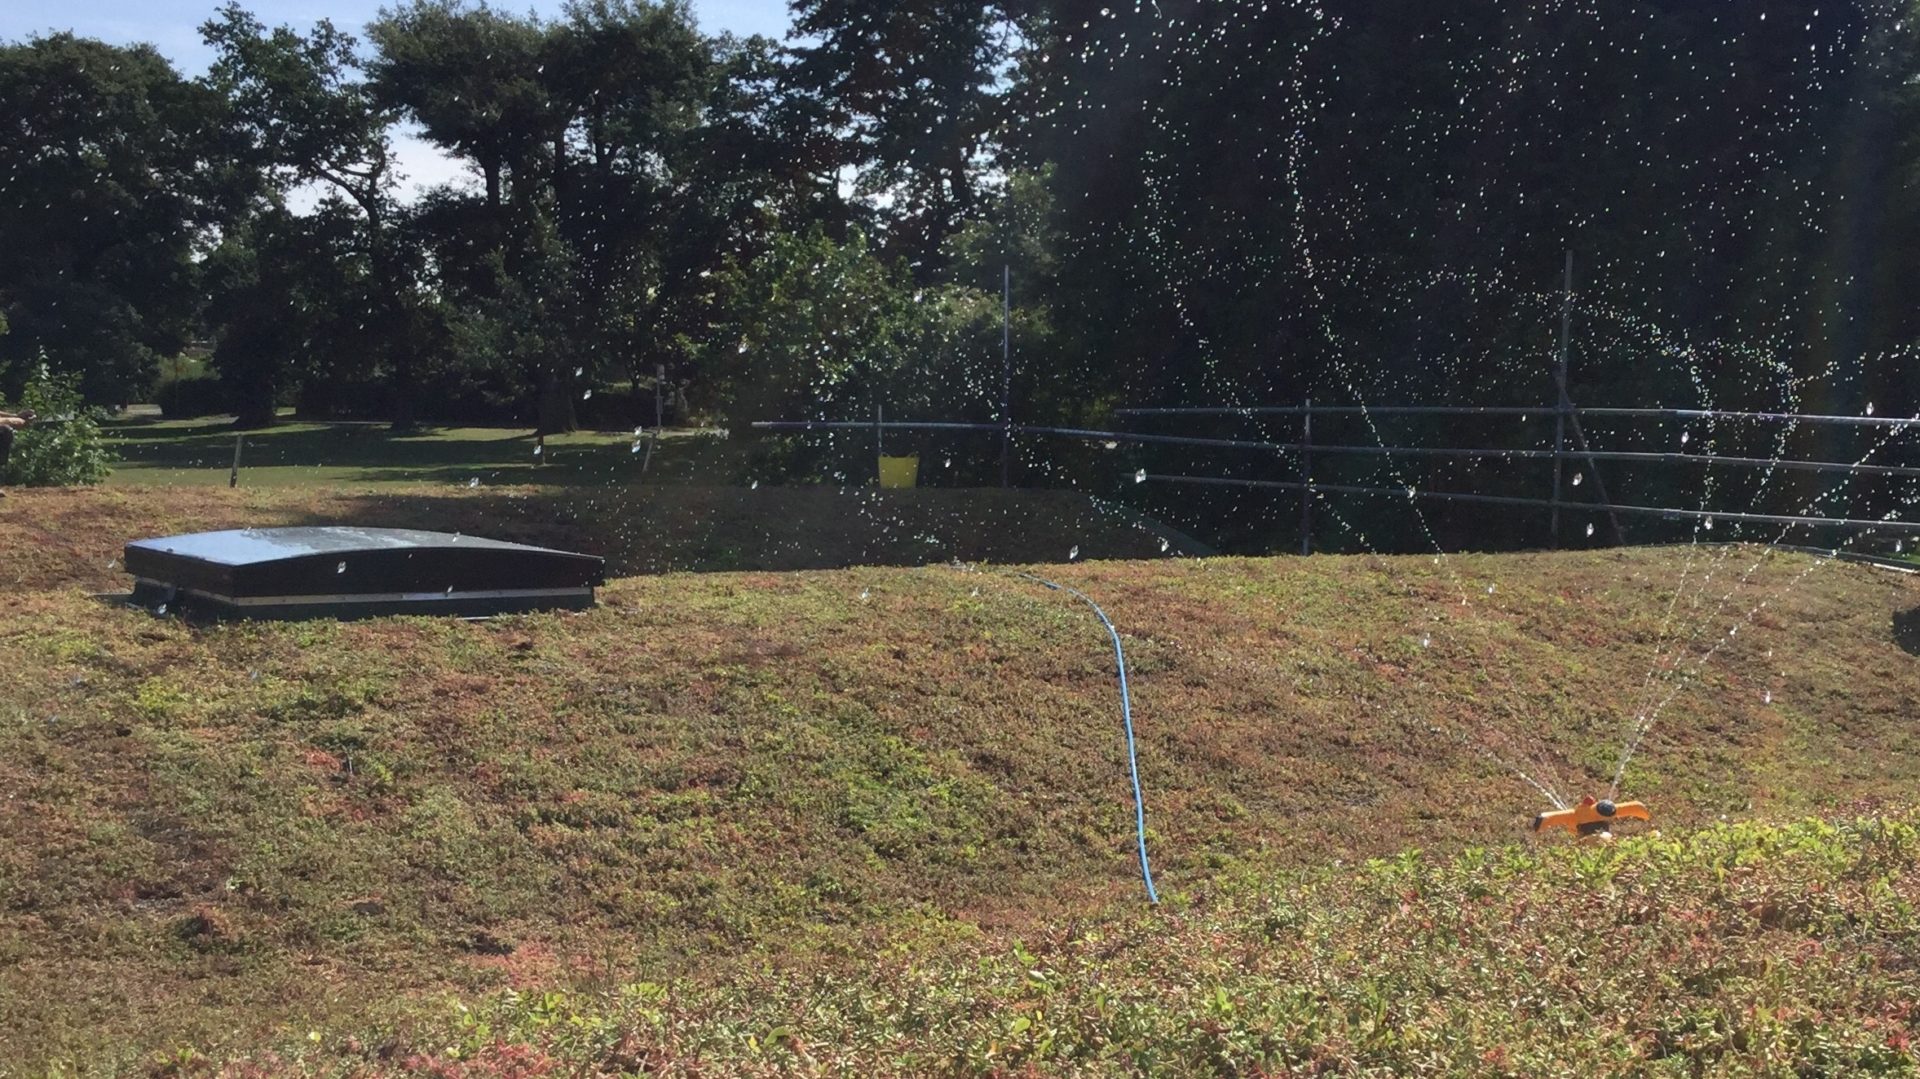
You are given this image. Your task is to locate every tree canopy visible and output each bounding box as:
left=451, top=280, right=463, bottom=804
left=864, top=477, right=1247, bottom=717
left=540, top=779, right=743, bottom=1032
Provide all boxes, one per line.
left=0, top=0, right=1914, bottom=471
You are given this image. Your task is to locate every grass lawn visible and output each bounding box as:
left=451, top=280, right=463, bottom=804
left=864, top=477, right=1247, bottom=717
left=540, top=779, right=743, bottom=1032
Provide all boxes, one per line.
left=1, top=485, right=1917, bottom=1072
left=102, top=411, right=743, bottom=488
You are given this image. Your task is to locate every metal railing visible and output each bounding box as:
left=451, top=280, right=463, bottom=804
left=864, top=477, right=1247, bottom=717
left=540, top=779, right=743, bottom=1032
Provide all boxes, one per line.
left=1119, top=398, right=1917, bottom=551
left=752, top=401, right=1918, bottom=550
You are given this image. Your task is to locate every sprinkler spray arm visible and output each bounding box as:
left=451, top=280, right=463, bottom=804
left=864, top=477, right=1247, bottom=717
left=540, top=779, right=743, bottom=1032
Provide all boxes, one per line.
left=1532, top=795, right=1650, bottom=837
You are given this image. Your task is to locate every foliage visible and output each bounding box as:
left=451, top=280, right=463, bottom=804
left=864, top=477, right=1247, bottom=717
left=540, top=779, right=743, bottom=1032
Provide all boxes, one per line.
left=153, top=374, right=231, bottom=420
left=786, top=0, right=1019, bottom=265
left=715, top=225, right=1004, bottom=477
left=201, top=5, right=432, bottom=429
left=1, top=364, right=113, bottom=486
left=0, top=35, right=230, bottom=405
left=5, top=2, right=1920, bottom=543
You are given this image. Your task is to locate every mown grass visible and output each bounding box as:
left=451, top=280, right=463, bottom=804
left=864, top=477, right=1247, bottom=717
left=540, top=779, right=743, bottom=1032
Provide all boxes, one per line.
left=101, top=414, right=741, bottom=489
left=1, top=487, right=1916, bottom=1073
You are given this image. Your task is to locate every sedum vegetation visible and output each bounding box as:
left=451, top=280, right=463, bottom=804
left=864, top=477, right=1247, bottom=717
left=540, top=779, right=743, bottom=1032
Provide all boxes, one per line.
left=2, top=487, right=1917, bottom=1073
left=365, top=809, right=1920, bottom=1076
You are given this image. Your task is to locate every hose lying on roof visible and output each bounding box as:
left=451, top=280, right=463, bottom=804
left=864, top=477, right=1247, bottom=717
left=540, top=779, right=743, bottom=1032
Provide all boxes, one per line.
left=1015, top=571, right=1161, bottom=905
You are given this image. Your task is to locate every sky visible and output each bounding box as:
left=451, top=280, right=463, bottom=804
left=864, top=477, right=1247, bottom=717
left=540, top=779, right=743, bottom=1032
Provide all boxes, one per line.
left=3, top=0, right=797, bottom=198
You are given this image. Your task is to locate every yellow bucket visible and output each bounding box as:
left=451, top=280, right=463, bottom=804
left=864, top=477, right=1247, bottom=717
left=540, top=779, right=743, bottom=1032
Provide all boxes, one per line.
left=878, top=454, right=920, bottom=488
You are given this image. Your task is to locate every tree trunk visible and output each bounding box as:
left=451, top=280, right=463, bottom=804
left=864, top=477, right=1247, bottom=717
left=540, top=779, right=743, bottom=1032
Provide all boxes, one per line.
left=389, top=369, right=419, bottom=433
left=483, top=157, right=503, bottom=212
left=536, top=368, right=578, bottom=435
left=946, top=147, right=974, bottom=213
left=233, top=386, right=278, bottom=430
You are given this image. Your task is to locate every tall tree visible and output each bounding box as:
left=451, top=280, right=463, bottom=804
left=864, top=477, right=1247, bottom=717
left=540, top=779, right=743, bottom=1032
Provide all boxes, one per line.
left=202, top=4, right=429, bottom=427
left=371, top=0, right=725, bottom=433
left=366, top=1, right=554, bottom=213
left=786, top=0, right=1021, bottom=268
left=0, top=35, right=226, bottom=404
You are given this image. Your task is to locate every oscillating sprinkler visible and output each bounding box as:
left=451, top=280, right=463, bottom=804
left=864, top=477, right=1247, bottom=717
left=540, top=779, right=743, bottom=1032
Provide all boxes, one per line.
left=1531, top=795, right=1650, bottom=838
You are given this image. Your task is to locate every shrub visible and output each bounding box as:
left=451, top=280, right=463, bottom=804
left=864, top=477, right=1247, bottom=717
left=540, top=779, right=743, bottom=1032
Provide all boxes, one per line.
left=154, top=373, right=231, bottom=419
left=3, top=364, right=114, bottom=486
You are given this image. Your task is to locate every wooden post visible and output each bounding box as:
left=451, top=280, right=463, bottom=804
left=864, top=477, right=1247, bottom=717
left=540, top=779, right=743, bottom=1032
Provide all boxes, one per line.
left=229, top=433, right=243, bottom=488
left=1299, top=397, right=1313, bottom=555
left=1551, top=251, right=1572, bottom=545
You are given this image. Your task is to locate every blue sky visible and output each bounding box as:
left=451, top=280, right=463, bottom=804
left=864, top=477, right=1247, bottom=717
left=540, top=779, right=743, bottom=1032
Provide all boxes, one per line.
left=2, top=0, right=795, bottom=69
left=3, top=0, right=797, bottom=197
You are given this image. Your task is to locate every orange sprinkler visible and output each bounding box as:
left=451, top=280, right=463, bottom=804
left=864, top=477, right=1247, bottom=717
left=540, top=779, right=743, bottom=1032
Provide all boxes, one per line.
left=1531, top=795, right=1650, bottom=838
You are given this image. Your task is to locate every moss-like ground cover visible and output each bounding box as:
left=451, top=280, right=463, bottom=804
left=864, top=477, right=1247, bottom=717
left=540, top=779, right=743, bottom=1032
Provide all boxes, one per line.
left=1, top=487, right=1915, bottom=1074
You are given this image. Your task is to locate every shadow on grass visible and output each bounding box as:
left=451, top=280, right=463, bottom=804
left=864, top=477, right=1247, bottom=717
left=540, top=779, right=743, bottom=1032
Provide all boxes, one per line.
left=257, top=486, right=1188, bottom=576
left=1894, top=607, right=1920, bottom=657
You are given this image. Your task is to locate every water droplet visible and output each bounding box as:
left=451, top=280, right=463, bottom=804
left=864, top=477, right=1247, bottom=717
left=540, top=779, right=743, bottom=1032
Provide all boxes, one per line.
left=1134, top=469, right=1147, bottom=483
left=1069, top=545, right=1081, bottom=560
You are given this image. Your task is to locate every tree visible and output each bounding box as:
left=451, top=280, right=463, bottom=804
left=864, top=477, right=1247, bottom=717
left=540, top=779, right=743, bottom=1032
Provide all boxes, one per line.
left=786, top=0, right=1021, bottom=268
left=200, top=205, right=376, bottom=427
left=0, top=35, right=225, bottom=405
left=202, top=4, right=430, bottom=427
left=366, top=0, right=554, bottom=213
left=715, top=224, right=1001, bottom=433
left=371, top=0, right=728, bottom=433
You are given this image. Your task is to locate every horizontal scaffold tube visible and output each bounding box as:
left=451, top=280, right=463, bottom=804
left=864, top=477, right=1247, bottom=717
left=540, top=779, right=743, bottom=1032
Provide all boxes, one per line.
left=1142, top=475, right=1920, bottom=533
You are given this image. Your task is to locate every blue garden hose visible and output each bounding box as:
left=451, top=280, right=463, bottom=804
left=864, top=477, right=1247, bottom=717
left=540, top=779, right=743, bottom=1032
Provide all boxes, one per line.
left=1016, top=572, right=1160, bottom=904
